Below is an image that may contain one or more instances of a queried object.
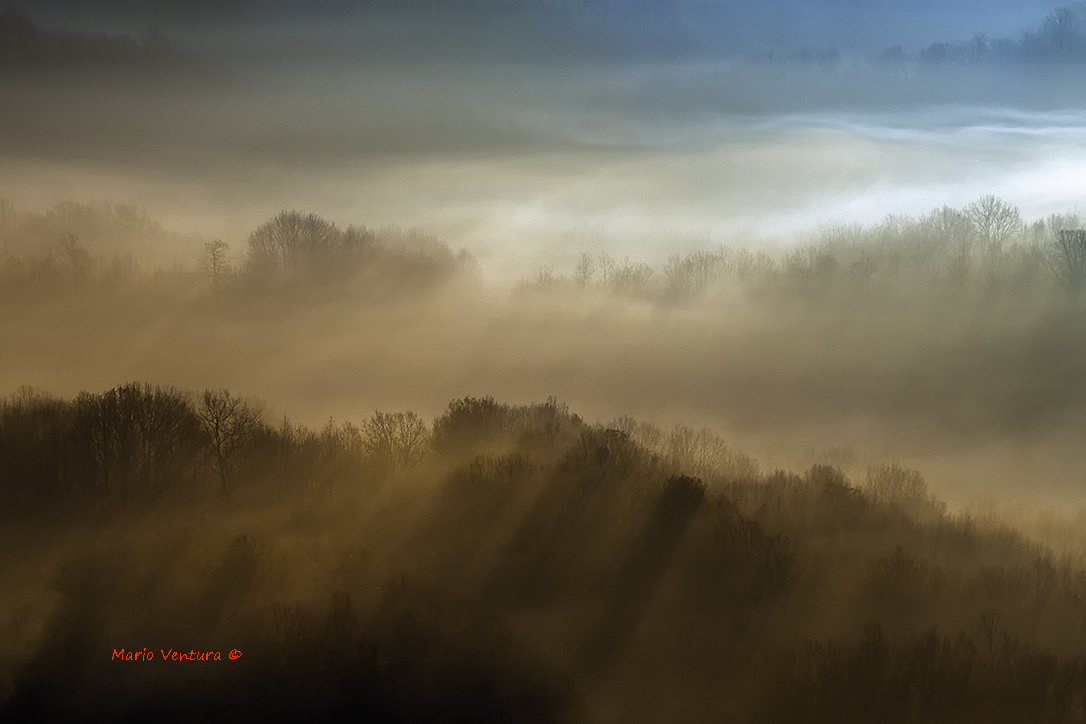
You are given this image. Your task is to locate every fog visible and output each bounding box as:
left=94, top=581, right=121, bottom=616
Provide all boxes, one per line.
left=4, top=15, right=1086, bottom=278
left=4, top=3, right=1086, bottom=722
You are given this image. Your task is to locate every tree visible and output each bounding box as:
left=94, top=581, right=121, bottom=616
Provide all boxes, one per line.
left=71, top=383, right=202, bottom=507
left=609, top=258, right=654, bottom=295
left=246, top=210, right=342, bottom=281
left=201, top=239, right=231, bottom=287
left=431, top=396, right=511, bottom=456
left=597, top=252, right=617, bottom=287
left=361, top=411, right=429, bottom=470
left=664, top=250, right=726, bottom=297
left=927, top=206, right=974, bottom=244
left=197, top=389, right=263, bottom=493
left=1041, top=6, right=1082, bottom=60
left=57, top=234, right=92, bottom=284
left=534, top=265, right=559, bottom=289
left=574, top=252, right=595, bottom=289
left=864, top=463, right=945, bottom=520
left=1052, top=229, right=1086, bottom=292
left=965, top=195, right=1021, bottom=253
left=0, top=386, right=74, bottom=515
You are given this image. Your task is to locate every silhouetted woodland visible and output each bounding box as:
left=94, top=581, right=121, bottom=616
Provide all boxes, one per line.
left=3, top=385, right=1086, bottom=722
left=0, top=202, right=476, bottom=302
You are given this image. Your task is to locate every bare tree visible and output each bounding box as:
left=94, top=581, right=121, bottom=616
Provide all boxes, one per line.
left=1043, top=6, right=1078, bottom=58
left=197, top=389, right=263, bottom=492
left=246, top=210, right=342, bottom=280
left=610, top=258, right=654, bottom=295
left=664, top=250, right=726, bottom=296
left=927, top=205, right=974, bottom=243
left=1052, top=229, right=1086, bottom=291
left=534, top=265, right=559, bottom=289
left=965, top=195, right=1021, bottom=253
left=57, top=234, right=92, bottom=283
left=574, top=252, right=595, bottom=289
left=71, top=383, right=202, bottom=507
left=864, top=463, right=945, bottom=520
left=362, top=411, right=430, bottom=470
left=597, top=251, right=616, bottom=287
left=201, top=239, right=231, bottom=287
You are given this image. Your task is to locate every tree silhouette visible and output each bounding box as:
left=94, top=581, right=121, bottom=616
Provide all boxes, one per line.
left=966, top=195, right=1022, bottom=253
left=431, top=396, right=512, bottom=456
left=201, top=239, right=231, bottom=287
left=1051, top=229, right=1086, bottom=292
left=57, top=234, right=92, bottom=284
left=197, top=389, right=263, bottom=494
left=574, top=252, right=595, bottom=289
left=71, top=383, right=202, bottom=507
left=361, top=410, right=430, bottom=470
left=245, top=210, right=380, bottom=284
left=246, top=210, right=342, bottom=281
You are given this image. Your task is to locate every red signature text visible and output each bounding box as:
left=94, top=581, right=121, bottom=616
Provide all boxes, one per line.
left=112, top=648, right=242, bottom=661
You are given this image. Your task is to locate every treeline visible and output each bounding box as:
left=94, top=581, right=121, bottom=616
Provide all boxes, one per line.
left=0, top=203, right=476, bottom=300
left=0, top=8, right=183, bottom=71
left=0, top=198, right=186, bottom=258
left=745, top=5, right=1086, bottom=69
left=6, top=196, right=1085, bottom=310
left=876, top=3, right=1086, bottom=67
left=529, top=196, right=1086, bottom=303
left=0, top=382, right=446, bottom=516
left=6, top=386, right=1086, bottom=721
left=0, top=383, right=749, bottom=517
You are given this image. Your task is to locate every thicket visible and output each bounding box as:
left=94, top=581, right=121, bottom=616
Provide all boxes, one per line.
left=4, top=386, right=1086, bottom=721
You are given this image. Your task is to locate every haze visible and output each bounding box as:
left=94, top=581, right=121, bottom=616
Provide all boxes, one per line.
left=3, top=3, right=1086, bottom=722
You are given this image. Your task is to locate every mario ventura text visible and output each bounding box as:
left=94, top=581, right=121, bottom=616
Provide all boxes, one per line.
left=112, top=648, right=223, bottom=661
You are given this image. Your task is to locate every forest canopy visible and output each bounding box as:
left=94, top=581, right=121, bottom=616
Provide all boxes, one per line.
left=2, top=384, right=1086, bottom=722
